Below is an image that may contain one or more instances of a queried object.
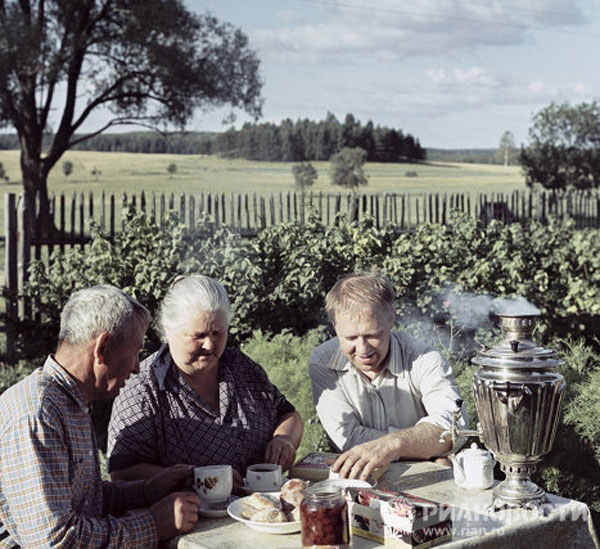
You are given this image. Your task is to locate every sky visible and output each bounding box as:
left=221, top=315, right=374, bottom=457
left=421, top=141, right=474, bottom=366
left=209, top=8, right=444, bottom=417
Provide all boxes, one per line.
left=178, top=0, right=600, bottom=149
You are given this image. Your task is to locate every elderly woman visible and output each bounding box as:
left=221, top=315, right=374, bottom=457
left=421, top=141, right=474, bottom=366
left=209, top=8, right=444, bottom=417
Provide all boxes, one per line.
left=107, top=274, right=303, bottom=483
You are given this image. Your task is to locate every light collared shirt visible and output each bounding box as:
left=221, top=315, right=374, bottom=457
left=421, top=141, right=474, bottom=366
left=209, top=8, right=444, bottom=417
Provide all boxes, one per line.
left=309, top=331, right=465, bottom=452
left=0, top=356, right=157, bottom=548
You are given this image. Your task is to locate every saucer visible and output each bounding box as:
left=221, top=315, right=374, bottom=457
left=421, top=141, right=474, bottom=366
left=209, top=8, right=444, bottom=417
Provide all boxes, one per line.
left=198, top=495, right=239, bottom=518
left=239, top=476, right=287, bottom=495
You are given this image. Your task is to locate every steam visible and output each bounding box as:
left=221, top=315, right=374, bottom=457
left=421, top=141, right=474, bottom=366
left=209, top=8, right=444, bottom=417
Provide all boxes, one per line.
left=442, top=289, right=540, bottom=331
left=395, top=286, right=541, bottom=354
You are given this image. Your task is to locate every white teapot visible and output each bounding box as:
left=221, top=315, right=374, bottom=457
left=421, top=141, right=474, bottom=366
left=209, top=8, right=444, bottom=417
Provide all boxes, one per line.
left=449, top=443, right=495, bottom=490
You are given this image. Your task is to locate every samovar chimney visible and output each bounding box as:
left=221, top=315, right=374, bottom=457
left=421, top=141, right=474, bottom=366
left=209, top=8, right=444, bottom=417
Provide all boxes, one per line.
left=471, top=312, right=566, bottom=512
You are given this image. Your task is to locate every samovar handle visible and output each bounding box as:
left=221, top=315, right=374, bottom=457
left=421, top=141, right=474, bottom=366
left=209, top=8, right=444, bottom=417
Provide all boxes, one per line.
left=495, top=382, right=532, bottom=413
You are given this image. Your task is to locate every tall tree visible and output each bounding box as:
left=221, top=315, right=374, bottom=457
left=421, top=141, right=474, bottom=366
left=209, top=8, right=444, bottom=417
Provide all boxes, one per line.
left=497, top=130, right=516, bottom=173
left=520, top=101, right=600, bottom=190
left=292, top=162, right=318, bottom=193
left=0, top=0, right=263, bottom=232
left=329, top=147, right=368, bottom=192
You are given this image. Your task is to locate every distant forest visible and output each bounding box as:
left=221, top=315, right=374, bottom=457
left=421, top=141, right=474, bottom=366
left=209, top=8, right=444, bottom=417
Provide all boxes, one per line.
left=0, top=113, right=427, bottom=163
left=0, top=115, right=505, bottom=164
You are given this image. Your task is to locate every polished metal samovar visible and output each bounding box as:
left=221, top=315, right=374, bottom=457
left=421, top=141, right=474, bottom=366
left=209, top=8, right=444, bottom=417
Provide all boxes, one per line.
left=443, top=312, right=566, bottom=512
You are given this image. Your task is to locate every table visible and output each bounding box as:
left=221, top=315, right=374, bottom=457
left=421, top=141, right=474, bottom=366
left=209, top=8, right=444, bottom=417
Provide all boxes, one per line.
left=169, top=461, right=599, bottom=548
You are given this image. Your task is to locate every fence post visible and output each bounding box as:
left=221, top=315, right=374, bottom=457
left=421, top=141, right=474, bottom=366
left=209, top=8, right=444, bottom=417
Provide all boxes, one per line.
left=17, top=194, right=31, bottom=319
left=189, top=195, right=196, bottom=230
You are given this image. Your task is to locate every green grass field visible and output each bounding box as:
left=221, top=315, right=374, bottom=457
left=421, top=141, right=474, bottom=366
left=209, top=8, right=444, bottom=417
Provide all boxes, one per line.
left=0, top=149, right=527, bottom=200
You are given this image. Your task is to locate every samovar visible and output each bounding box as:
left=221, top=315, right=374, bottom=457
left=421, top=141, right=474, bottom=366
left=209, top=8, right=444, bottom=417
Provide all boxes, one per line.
left=443, top=312, right=566, bottom=512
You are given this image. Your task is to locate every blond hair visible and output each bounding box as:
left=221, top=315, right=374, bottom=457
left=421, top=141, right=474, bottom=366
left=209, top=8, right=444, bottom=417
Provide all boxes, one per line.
left=325, top=272, right=395, bottom=325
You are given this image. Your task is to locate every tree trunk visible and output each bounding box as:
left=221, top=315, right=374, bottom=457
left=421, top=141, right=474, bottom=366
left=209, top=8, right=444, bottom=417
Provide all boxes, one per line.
left=20, top=149, right=53, bottom=238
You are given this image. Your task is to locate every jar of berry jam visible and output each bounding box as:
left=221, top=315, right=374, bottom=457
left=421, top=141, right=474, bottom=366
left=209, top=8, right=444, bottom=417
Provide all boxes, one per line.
left=300, top=485, right=349, bottom=548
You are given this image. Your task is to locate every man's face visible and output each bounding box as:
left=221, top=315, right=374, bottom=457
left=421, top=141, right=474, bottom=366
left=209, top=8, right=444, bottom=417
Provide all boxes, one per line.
left=97, top=318, right=146, bottom=399
left=334, top=306, right=394, bottom=376
left=166, top=310, right=229, bottom=377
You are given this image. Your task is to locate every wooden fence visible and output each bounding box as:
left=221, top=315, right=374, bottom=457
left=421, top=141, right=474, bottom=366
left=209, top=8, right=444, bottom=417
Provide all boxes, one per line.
left=3, top=188, right=600, bottom=362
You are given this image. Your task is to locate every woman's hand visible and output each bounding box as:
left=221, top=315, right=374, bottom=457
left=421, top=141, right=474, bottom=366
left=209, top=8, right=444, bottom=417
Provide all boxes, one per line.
left=264, top=435, right=297, bottom=471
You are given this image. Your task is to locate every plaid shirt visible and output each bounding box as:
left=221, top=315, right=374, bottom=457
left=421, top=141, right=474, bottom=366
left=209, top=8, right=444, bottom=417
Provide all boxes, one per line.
left=0, top=357, right=157, bottom=548
left=107, top=345, right=295, bottom=475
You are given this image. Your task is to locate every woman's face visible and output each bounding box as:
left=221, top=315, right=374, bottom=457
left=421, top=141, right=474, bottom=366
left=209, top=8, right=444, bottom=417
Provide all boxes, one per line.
left=166, top=310, right=229, bottom=376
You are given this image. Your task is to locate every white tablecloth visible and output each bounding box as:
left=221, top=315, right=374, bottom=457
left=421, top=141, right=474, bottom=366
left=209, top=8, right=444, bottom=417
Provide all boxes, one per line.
left=169, top=461, right=599, bottom=548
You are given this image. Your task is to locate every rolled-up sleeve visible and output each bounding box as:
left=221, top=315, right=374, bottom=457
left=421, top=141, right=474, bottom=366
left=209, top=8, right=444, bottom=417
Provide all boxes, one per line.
left=411, top=349, right=467, bottom=432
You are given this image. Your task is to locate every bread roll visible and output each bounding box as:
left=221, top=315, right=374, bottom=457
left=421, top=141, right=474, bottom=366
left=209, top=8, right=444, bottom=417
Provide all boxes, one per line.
left=280, top=478, right=308, bottom=508
left=250, top=508, right=288, bottom=523
left=241, top=493, right=280, bottom=519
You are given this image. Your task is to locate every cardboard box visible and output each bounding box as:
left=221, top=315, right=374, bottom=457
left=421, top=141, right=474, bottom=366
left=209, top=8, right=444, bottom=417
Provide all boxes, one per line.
left=289, top=452, right=387, bottom=482
left=348, top=487, right=452, bottom=548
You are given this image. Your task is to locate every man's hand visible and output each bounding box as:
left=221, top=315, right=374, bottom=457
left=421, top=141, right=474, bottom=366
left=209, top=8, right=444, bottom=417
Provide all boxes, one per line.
left=332, top=424, right=451, bottom=480
left=144, top=464, right=194, bottom=504
left=264, top=435, right=296, bottom=471
left=332, top=436, right=398, bottom=480
left=150, top=491, right=201, bottom=541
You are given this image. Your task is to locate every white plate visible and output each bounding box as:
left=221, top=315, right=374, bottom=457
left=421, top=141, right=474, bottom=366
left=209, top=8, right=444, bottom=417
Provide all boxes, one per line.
left=198, top=495, right=239, bottom=518
left=227, top=492, right=301, bottom=534
left=239, top=476, right=287, bottom=495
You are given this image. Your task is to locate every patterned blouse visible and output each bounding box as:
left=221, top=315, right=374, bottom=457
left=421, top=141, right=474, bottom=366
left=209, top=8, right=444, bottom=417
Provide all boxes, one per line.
left=0, top=357, right=156, bottom=548
left=107, top=345, right=295, bottom=475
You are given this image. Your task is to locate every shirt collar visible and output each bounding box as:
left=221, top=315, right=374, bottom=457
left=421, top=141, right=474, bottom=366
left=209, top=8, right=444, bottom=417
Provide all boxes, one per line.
left=43, top=355, right=90, bottom=413
left=152, top=344, right=180, bottom=393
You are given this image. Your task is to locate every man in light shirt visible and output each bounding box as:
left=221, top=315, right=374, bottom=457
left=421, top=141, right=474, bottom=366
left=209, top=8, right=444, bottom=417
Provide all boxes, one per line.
left=309, top=273, right=466, bottom=480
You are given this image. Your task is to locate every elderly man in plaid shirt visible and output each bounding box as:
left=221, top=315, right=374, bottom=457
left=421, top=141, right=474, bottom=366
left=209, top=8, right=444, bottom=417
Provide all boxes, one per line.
left=0, top=285, right=201, bottom=547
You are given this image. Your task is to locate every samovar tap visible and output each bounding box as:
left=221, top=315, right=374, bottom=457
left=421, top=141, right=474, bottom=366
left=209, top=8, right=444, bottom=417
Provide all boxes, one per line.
left=439, top=398, right=482, bottom=450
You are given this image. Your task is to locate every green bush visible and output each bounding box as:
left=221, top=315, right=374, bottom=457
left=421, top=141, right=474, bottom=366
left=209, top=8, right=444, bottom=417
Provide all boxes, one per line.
left=19, top=208, right=600, bottom=360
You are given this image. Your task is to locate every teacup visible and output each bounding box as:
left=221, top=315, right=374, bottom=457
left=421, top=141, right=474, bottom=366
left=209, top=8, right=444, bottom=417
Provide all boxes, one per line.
left=246, top=463, right=283, bottom=492
left=194, top=465, right=233, bottom=502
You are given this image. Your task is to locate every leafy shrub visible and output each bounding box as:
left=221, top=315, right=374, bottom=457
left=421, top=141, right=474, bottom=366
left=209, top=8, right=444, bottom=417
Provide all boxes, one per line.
left=21, top=208, right=600, bottom=361
left=381, top=212, right=600, bottom=342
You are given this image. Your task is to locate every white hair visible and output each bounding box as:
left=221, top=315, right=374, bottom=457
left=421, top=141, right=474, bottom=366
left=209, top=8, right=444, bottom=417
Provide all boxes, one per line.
left=157, top=275, right=232, bottom=342
left=59, top=285, right=151, bottom=346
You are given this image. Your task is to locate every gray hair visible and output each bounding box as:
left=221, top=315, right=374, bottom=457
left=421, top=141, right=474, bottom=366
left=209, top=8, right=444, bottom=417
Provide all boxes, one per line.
left=325, top=272, right=395, bottom=325
left=157, top=274, right=232, bottom=341
left=59, top=285, right=151, bottom=346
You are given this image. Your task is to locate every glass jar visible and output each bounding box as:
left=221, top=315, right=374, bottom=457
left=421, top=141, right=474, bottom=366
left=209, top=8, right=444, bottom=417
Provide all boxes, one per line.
left=300, top=485, right=349, bottom=547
